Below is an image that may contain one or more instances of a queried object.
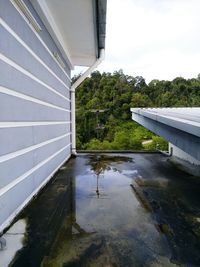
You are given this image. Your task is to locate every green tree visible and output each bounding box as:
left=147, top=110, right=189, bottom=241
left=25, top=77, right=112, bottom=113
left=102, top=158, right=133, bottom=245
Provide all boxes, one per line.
left=75, top=70, right=199, bottom=151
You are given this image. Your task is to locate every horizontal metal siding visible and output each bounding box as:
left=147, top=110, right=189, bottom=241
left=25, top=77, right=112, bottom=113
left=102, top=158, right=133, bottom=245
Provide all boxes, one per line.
left=0, top=124, right=71, bottom=156
left=0, top=147, right=70, bottom=226
left=0, top=153, right=34, bottom=190
left=0, top=94, right=70, bottom=121
left=0, top=135, right=70, bottom=189
left=0, top=61, right=70, bottom=109
left=0, top=26, right=69, bottom=98
left=33, top=146, right=71, bottom=188
left=0, top=0, right=71, bottom=85
left=0, top=0, right=72, bottom=232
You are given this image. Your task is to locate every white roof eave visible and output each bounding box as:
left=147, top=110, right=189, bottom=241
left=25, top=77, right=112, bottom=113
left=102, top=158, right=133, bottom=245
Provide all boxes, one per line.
left=31, top=0, right=98, bottom=69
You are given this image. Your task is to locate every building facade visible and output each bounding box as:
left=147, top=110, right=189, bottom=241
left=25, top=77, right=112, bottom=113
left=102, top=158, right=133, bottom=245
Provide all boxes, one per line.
left=0, top=0, right=106, bottom=233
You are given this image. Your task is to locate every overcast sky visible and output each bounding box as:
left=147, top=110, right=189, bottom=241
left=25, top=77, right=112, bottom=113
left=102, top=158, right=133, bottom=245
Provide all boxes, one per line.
left=74, top=0, right=200, bottom=83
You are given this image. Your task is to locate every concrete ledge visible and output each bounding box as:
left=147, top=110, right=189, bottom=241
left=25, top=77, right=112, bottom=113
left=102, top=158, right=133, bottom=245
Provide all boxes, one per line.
left=77, top=150, right=161, bottom=154
left=168, top=156, right=200, bottom=177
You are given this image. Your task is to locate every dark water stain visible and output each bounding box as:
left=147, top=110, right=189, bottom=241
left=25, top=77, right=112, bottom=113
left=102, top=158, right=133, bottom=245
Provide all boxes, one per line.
left=155, top=224, right=173, bottom=235
left=4, top=154, right=200, bottom=267
left=132, top=155, right=200, bottom=266
left=130, top=184, right=153, bottom=212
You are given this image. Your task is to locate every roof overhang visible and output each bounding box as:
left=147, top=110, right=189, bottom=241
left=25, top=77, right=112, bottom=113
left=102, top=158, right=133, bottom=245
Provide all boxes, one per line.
left=30, top=0, right=107, bottom=69
left=131, top=108, right=200, bottom=138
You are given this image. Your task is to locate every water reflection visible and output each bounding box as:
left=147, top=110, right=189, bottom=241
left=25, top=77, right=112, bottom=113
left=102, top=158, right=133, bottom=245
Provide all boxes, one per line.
left=0, top=219, right=26, bottom=267
left=6, top=164, right=79, bottom=267
left=3, top=154, right=200, bottom=267
left=88, top=154, right=133, bottom=199
left=88, top=154, right=133, bottom=176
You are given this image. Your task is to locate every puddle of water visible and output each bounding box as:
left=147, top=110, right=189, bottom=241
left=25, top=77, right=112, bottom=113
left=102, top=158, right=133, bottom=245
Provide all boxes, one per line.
left=2, top=154, right=200, bottom=267
left=0, top=219, right=26, bottom=267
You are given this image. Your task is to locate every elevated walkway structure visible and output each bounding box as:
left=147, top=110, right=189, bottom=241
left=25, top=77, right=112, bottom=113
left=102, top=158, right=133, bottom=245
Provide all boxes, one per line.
left=131, top=108, right=200, bottom=170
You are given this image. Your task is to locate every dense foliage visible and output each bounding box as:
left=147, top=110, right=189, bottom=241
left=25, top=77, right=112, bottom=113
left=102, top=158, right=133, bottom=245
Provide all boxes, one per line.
left=74, top=70, right=200, bottom=150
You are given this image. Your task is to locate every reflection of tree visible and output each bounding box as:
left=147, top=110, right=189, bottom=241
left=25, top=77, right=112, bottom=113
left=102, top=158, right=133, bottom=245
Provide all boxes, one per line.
left=88, top=155, right=131, bottom=199
left=88, top=155, right=112, bottom=198
left=89, top=155, right=111, bottom=176
left=88, top=154, right=131, bottom=176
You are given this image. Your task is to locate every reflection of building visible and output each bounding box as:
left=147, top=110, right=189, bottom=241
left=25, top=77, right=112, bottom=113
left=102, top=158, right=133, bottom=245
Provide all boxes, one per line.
left=0, top=237, right=6, bottom=250
left=10, top=164, right=95, bottom=266
left=0, top=0, right=107, bottom=233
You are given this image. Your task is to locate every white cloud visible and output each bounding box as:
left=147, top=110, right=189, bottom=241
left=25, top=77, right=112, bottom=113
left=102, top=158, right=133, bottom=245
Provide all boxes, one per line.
left=97, top=0, right=200, bottom=82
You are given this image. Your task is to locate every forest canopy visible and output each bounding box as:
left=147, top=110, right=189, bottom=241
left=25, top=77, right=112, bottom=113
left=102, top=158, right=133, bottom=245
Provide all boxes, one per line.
left=74, top=70, right=200, bottom=150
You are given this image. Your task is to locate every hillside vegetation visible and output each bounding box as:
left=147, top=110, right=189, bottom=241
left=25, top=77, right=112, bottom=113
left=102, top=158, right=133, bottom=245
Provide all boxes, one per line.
left=74, top=70, right=200, bottom=150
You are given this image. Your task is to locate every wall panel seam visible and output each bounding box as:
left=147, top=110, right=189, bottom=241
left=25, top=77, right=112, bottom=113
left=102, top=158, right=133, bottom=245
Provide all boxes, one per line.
left=0, top=54, right=70, bottom=102
left=0, top=121, right=71, bottom=128
left=0, top=133, right=71, bottom=163
left=0, top=144, right=71, bottom=197
left=0, top=85, right=70, bottom=112
left=0, top=17, right=70, bottom=88
left=0, top=152, right=71, bottom=234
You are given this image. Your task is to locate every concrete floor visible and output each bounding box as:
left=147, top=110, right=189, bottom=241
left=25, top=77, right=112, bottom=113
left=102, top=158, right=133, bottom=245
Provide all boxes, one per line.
left=1, top=153, right=200, bottom=267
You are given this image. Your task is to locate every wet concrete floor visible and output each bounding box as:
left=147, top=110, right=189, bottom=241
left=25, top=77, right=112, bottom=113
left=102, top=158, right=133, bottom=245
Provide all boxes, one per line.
left=1, top=153, right=200, bottom=267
